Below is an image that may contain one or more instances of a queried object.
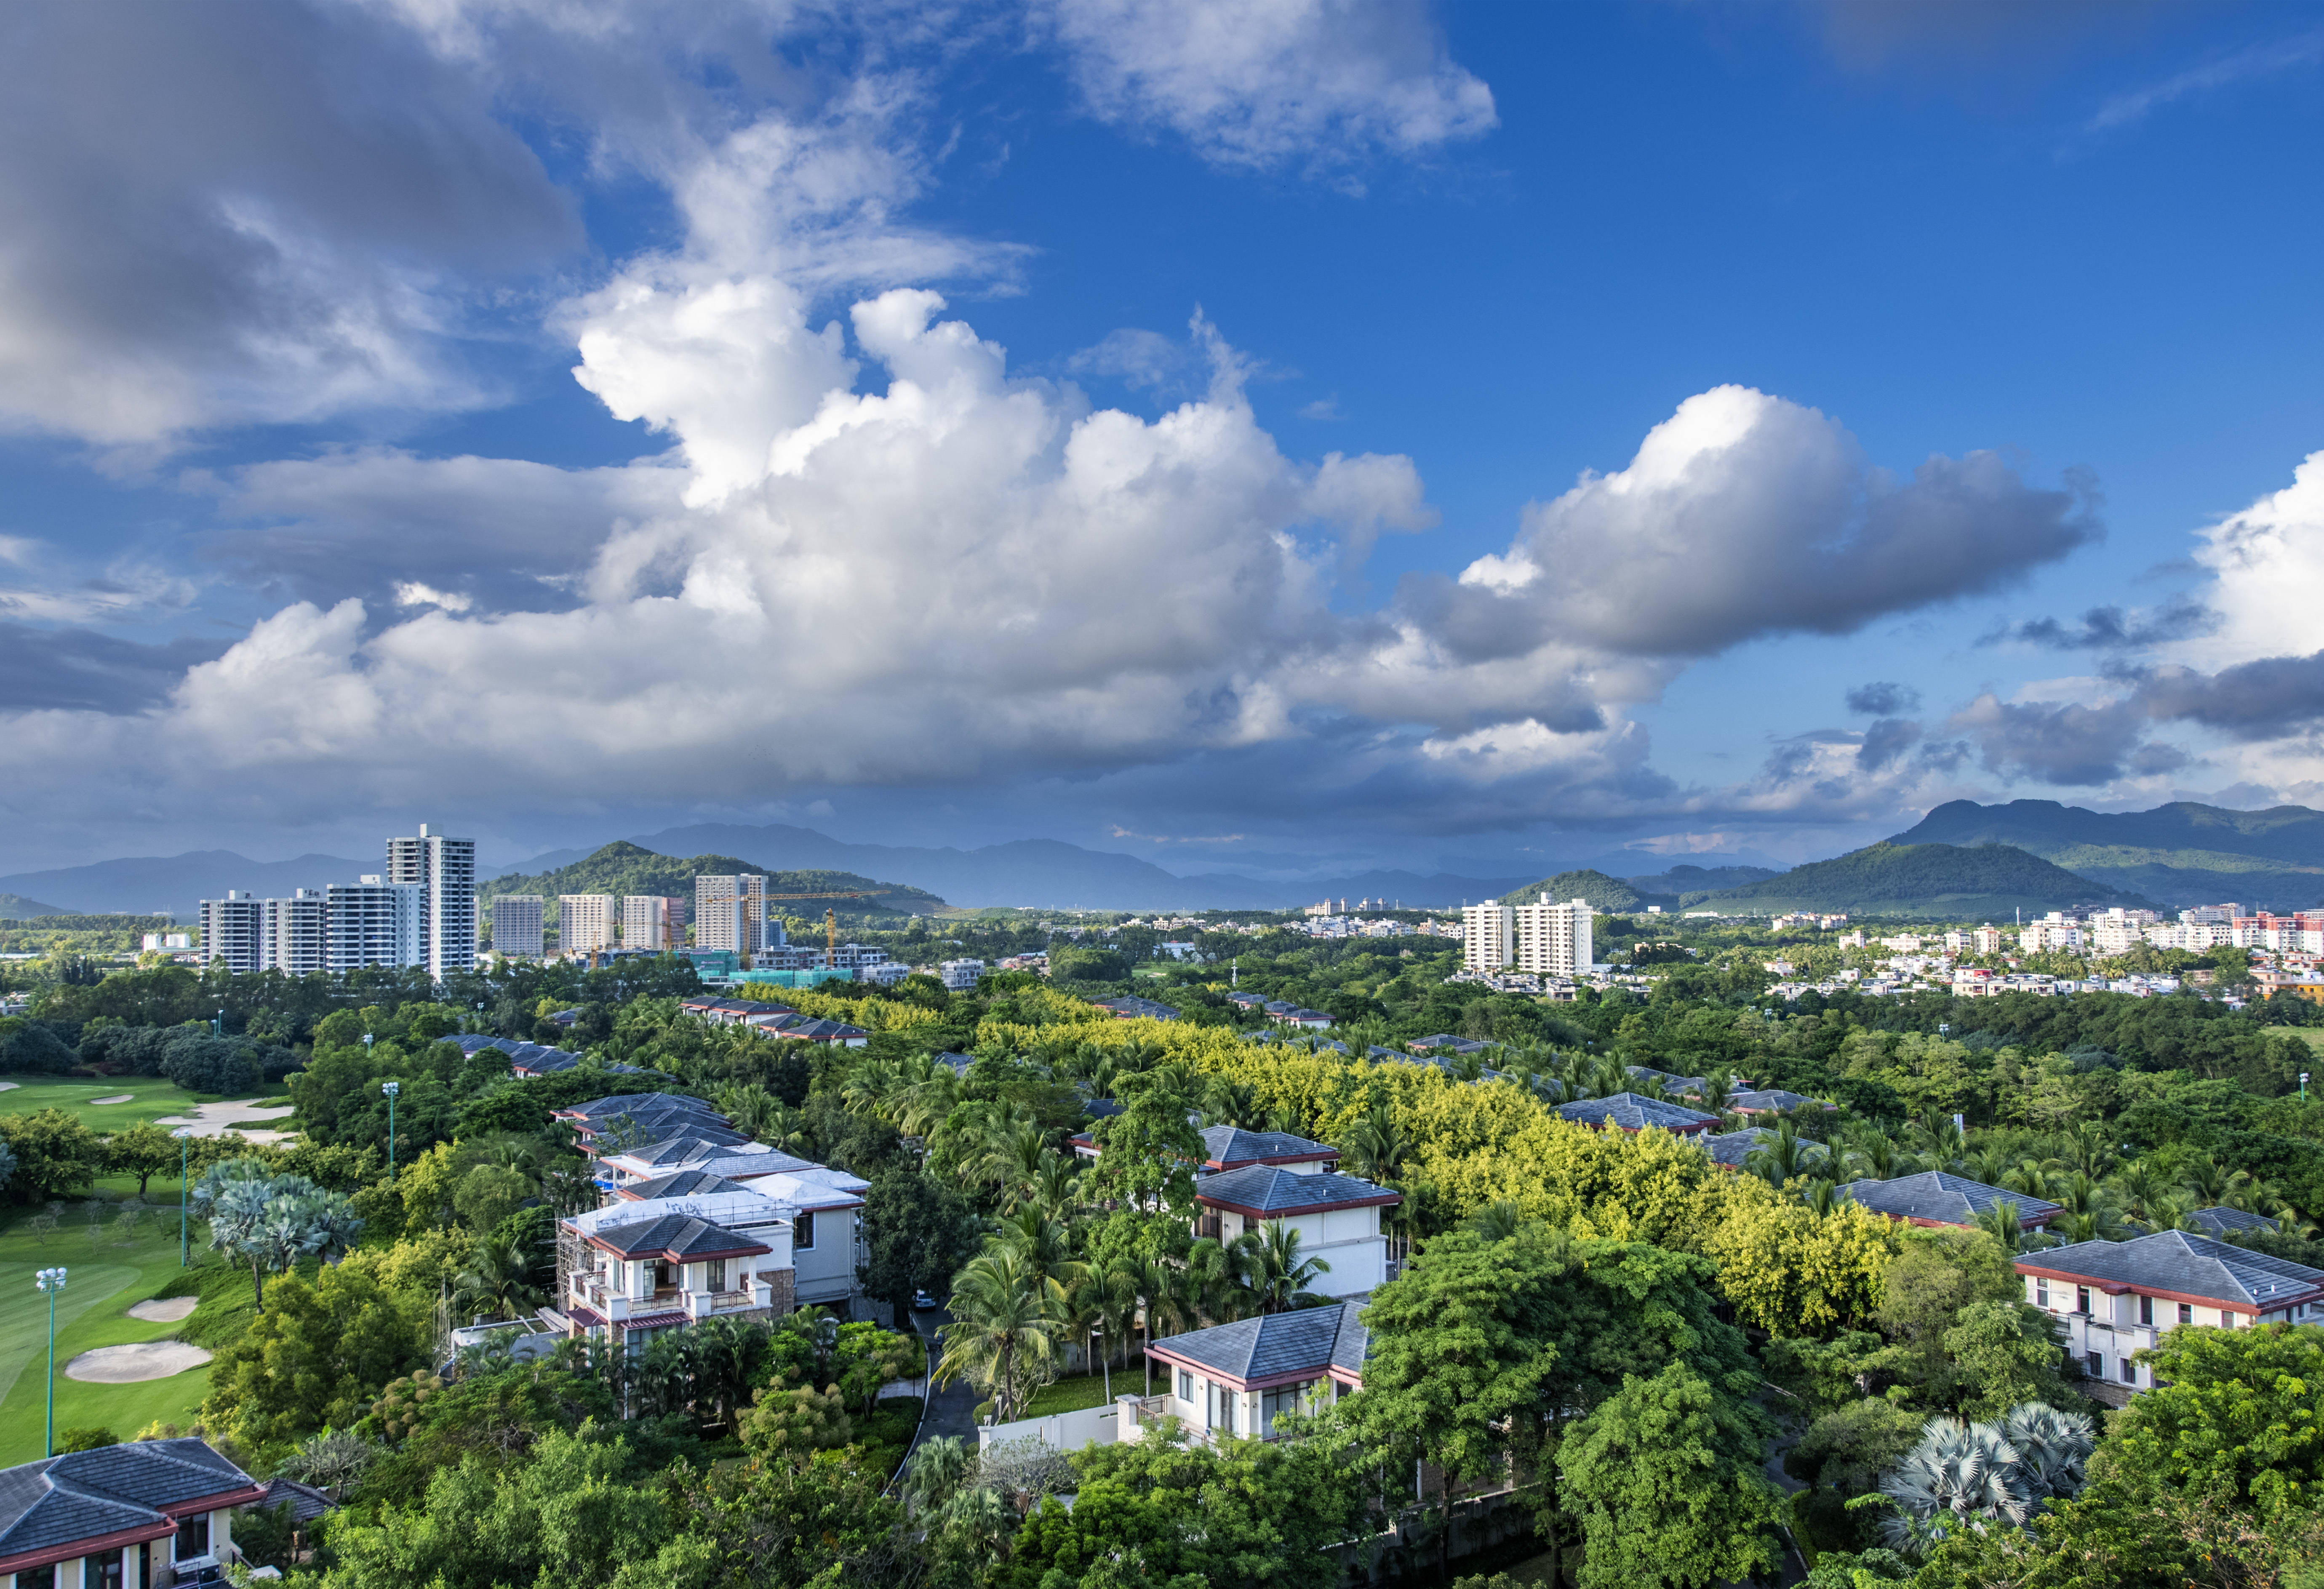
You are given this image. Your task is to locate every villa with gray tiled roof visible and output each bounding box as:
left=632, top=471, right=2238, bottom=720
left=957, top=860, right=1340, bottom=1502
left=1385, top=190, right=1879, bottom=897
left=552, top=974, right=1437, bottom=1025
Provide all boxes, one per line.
left=0, top=1438, right=269, bottom=1586
left=1191, top=1166, right=1400, bottom=1298
left=1839, top=1171, right=2062, bottom=1231
left=1140, top=1301, right=1369, bottom=1442
left=2017, top=1230, right=2324, bottom=1394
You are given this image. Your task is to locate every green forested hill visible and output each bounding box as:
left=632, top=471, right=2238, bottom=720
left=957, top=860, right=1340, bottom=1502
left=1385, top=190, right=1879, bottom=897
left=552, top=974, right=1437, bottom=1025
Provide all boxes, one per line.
left=1693, top=841, right=2159, bottom=918
left=1499, top=869, right=1666, bottom=911
left=1892, top=799, right=2324, bottom=909
left=478, top=841, right=946, bottom=923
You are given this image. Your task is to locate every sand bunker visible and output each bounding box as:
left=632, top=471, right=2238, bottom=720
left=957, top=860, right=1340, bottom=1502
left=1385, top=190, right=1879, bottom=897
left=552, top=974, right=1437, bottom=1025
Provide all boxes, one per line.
left=128, top=1297, right=200, bottom=1323
left=91, top=1093, right=133, bottom=1105
left=66, top=1342, right=212, bottom=1383
left=154, top=1098, right=299, bottom=1142
left=0, top=1081, right=17, bottom=1092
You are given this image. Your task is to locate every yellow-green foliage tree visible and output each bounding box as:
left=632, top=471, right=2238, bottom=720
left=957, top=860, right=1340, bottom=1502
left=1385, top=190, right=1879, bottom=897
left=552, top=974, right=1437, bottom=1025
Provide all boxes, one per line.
left=784, top=987, right=947, bottom=1033
left=1011, top=1016, right=1899, bottom=1336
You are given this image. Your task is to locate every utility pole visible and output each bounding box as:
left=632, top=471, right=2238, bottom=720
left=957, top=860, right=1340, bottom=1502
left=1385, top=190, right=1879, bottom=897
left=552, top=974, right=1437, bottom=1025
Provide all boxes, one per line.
left=36, top=1267, right=67, bottom=1456
left=383, top=1080, right=401, bottom=1181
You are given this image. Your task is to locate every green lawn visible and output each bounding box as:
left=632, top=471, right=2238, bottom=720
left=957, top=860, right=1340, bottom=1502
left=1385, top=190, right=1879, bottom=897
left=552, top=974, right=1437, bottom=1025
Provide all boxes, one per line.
left=0, top=1196, right=220, bottom=1465
left=0, top=1074, right=295, bottom=1135
left=1022, top=1358, right=1150, bottom=1419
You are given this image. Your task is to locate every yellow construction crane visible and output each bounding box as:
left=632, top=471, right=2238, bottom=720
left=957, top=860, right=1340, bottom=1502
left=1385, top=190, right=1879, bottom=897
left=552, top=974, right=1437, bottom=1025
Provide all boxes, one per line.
left=745, top=890, right=881, bottom=970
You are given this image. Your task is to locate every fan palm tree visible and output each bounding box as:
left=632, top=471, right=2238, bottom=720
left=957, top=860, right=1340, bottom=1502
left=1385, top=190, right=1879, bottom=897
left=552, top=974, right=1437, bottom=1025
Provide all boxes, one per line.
left=1875, top=1418, right=2035, bottom=1554
left=1239, top=1222, right=1333, bottom=1314
left=453, top=1230, right=545, bottom=1324
left=1999, top=1404, right=2095, bottom=1501
left=936, top=1248, right=1062, bottom=1424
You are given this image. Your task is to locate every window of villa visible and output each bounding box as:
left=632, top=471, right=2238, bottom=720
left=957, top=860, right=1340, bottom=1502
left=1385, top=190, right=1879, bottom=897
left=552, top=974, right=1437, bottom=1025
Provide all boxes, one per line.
left=795, top=1212, right=816, bottom=1251
left=85, top=1555, right=123, bottom=1589
left=2076, top=1286, right=2091, bottom=1314
left=704, top=1257, right=726, bottom=1290
left=2139, top=1295, right=2153, bottom=1326
left=1260, top=1380, right=1316, bottom=1437
left=1178, top=1368, right=1194, bottom=1402
left=177, top=1514, right=211, bottom=1560
left=2083, top=1350, right=2101, bottom=1377
left=2178, top=1302, right=2193, bottom=1325
left=19, top=1565, right=55, bottom=1589
left=2035, top=1278, right=2049, bottom=1308
left=2120, top=1358, right=2135, bottom=1384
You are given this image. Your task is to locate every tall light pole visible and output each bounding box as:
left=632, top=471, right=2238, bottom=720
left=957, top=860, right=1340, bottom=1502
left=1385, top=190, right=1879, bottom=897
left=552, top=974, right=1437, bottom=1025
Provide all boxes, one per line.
left=35, top=1267, right=67, bottom=1456
left=382, top=1080, right=400, bottom=1182
left=176, top=1128, right=190, bottom=1267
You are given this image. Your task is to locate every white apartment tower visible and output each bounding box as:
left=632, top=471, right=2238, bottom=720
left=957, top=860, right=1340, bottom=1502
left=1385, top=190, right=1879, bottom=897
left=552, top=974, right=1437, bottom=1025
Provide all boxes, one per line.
left=326, top=878, right=425, bottom=971
left=1463, top=896, right=1595, bottom=976
left=560, top=893, right=616, bottom=954
left=493, top=895, right=546, bottom=957
left=261, top=890, right=328, bottom=976
left=624, top=895, right=683, bottom=951
left=387, top=823, right=477, bottom=978
left=199, top=893, right=266, bottom=974
left=694, top=874, right=771, bottom=954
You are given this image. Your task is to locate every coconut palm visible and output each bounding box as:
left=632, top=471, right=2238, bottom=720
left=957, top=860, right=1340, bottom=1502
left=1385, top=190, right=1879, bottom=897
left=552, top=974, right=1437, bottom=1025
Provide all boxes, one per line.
left=1019, top=1152, right=1083, bottom=1224
left=1798, top=1178, right=1844, bottom=1217
left=901, top=1434, right=971, bottom=1517
left=1238, top=1222, right=1333, bottom=1314
left=936, top=1248, right=1062, bottom=1424
left=1743, top=1118, right=1825, bottom=1187
left=1066, top=1259, right=1141, bottom=1397
left=1339, top=1102, right=1409, bottom=1184
left=992, top=1207, right=1087, bottom=1295
left=1846, top=1129, right=1913, bottom=1183
left=1972, top=1199, right=2036, bottom=1254
left=1697, top=1069, right=1738, bottom=1115
left=2110, top=1158, right=2185, bottom=1226
left=1466, top=1200, right=1524, bottom=1242
left=2003, top=1159, right=2062, bottom=1202
left=1184, top=1236, right=1257, bottom=1325
left=2181, top=1153, right=2247, bottom=1206
left=2062, top=1124, right=2119, bottom=1181
left=452, top=1230, right=545, bottom=1324
left=1135, top=1257, right=1197, bottom=1388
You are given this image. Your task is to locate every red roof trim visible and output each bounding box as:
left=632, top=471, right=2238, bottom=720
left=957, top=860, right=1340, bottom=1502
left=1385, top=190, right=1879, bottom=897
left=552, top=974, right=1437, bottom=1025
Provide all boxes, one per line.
left=0, top=1524, right=178, bottom=1575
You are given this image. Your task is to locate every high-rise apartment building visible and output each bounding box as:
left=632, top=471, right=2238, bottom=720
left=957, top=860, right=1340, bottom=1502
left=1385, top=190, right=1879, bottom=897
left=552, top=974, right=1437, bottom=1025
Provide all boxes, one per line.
left=623, top=895, right=684, bottom=951
left=387, top=823, right=477, bottom=978
left=326, top=878, right=425, bottom=971
left=199, top=892, right=266, bottom=974
left=261, top=890, right=329, bottom=976
left=1462, top=896, right=1595, bottom=977
left=560, top=893, right=616, bottom=954
left=694, top=874, right=771, bottom=954
left=493, top=895, right=546, bottom=957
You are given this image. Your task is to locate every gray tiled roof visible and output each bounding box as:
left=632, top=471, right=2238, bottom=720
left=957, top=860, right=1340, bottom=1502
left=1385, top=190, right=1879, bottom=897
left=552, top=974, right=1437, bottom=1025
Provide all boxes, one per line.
left=0, top=1439, right=255, bottom=1561
left=1195, top=1165, right=1399, bottom=1215
left=607, top=1129, right=755, bottom=1166
left=617, top=1170, right=753, bottom=1200
left=1408, top=1034, right=1486, bottom=1053
left=1199, top=1125, right=1337, bottom=1169
left=1731, top=1088, right=1827, bottom=1113
left=1627, top=1066, right=1708, bottom=1093
left=1150, top=1301, right=1367, bottom=1386
left=2186, top=1205, right=2280, bottom=1237
left=1700, top=1127, right=1776, bottom=1168
left=557, top=1093, right=721, bottom=1124
left=256, top=1477, right=336, bottom=1525
left=1553, top=1093, right=1718, bottom=1133
left=2025, top=1230, right=2324, bottom=1309
left=1840, top=1171, right=2062, bottom=1227
left=586, top=1213, right=771, bottom=1260
left=1092, top=996, right=1181, bottom=1021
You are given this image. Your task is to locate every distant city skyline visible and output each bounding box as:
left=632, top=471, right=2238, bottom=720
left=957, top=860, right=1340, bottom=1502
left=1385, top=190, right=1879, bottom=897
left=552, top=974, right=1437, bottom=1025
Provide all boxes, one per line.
left=1, top=1, right=2320, bottom=876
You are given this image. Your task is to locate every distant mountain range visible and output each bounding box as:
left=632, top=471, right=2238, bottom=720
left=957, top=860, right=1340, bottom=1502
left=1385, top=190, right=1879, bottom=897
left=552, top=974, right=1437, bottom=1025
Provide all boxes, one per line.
left=14, top=799, right=2322, bottom=921
left=1892, top=800, right=2324, bottom=911
left=0, top=893, right=70, bottom=920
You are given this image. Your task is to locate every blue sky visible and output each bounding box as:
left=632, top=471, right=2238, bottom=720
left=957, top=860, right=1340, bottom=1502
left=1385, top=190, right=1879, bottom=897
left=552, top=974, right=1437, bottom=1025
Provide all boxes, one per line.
left=3, top=0, right=2322, bottom=880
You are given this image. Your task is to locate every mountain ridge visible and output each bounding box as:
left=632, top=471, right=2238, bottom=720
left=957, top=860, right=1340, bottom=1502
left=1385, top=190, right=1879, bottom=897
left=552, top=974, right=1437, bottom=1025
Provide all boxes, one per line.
left=1892, top=799, right=2324, bottom=909
left=1693, top=840, right=2161, bottom=918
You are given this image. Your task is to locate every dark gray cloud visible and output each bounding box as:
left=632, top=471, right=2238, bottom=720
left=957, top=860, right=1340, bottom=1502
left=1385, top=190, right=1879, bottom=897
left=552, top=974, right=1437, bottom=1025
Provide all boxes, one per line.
left=1846, top=681, right=1921, bottom=715
left=0, top=622, right=227, bottom=712
left=1949, top=693, right=2153, bottom=786
left=1857, top=716, right=1922, bottom=771
left=0, top=0, right=582, bottom=443
left=2138, top=651, right=2324, bottom=742
left=1987, top=595, right=2215, bottom=651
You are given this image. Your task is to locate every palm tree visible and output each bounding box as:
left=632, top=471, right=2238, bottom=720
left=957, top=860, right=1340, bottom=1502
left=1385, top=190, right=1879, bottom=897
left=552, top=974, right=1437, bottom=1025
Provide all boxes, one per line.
left=1238, top=1222, right=1332, bottom=1314
left=1999, top=1403, right=2095, bottom=1501
left=993, top=1207, right=1088, bottom=1296
left=1067, top=1260, right=1141, bottom=1398
left=1743, top=1118, right=1823, bottom=1187
left=1875, top=1419, right=2035, bottom=1554
left=936, top=1248, right=1062, bottom=1424
left=1021, top=1152, right=1083, bottom=1224
left=1339, top=1102, right=1409, bottom=1184
left=900, top=1434, right=971, bottom=1517
left=1972, top=1199, right=2033, bottom=1254
left=1697, top=1069, right=1738, bottom=1115
left=2109, top=1158, right=2185, bottom=1226
left=453, top=1231, right=545, bottom=1323
left=687, top=1314, right=770, bottom=1426
left=2003, top=1159, right=2061, bottom=1202
left=1961, top=1144, right=2012, bottom=1186
left=1798, top=1179, right=1844, bottom=1217
left=1846, top=1129, right=1912, bottom=1183
left=1466, top=1200, right=1524, bottom=1241
left=2182, top=1153, right=2246, bottom=1206
left=1135, top=1258, right=1196, bottom=1394
left=2063, top=1124, right=2119, bottom=1181
left=1184, top=1236, right=1256, bottom=1325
